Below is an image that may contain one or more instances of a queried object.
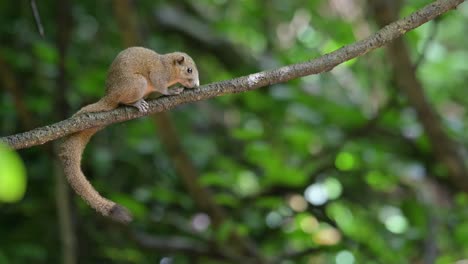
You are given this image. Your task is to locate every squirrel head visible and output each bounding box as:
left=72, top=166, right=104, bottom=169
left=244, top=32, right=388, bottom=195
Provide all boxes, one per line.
left=170, top=52, right=200, bottom=88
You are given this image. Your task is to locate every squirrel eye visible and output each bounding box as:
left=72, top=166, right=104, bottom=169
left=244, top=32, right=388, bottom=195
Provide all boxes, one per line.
left=187, top=68, right=192, bottom=74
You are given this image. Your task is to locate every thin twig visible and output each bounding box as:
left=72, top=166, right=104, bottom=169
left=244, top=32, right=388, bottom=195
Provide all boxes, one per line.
left=30, top=0, right=45, bottom=37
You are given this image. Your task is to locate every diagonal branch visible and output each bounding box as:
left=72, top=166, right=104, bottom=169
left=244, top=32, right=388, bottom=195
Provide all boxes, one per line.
left=130, top=230, right=247, bottom=263
left=1, top=0, right=464, bottom=150
left=30, top=0, right=45, bottom=37
left=113, top=0, right=229, bottom=244
left=130, top=231, right=209, bottom=255
left=369, top=0, right=468, bottom=190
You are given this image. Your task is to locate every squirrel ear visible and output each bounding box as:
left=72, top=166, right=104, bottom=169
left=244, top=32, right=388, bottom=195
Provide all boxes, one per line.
left=175, top=55, right=185, bottom=65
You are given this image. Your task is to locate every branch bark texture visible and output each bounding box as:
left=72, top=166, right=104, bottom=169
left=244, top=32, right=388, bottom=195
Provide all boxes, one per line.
left=1, top=0, right=464, bottom=150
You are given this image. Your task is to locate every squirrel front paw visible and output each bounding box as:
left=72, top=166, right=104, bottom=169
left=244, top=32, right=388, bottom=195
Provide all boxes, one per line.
left=131, top=99, right=149, bottom=112
left=168, top=86, right=184, bottom=95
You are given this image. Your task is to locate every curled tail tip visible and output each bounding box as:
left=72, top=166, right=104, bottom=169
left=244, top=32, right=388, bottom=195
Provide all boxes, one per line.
left=108, top=204, right=133, bottom=224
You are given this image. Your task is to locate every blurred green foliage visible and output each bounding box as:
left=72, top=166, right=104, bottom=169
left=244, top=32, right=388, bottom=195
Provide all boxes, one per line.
left=0, top=143, right=26, bottom=202
left=1, top=0, right=468, bottom=263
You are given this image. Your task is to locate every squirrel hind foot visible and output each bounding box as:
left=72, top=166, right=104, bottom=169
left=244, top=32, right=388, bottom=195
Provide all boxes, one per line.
left=108, top=204, right=133, bottom=224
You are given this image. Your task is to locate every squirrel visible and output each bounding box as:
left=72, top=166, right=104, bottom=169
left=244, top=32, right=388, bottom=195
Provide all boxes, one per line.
left=58, top=47, right=199, bottom=224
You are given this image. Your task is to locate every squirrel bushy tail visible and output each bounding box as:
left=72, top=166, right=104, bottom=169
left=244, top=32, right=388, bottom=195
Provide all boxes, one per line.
left=59, top=98, right=132, bottom=224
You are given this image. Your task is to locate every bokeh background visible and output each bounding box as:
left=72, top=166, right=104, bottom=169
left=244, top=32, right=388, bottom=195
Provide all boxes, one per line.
left=1, top=0, right=468, bottom=263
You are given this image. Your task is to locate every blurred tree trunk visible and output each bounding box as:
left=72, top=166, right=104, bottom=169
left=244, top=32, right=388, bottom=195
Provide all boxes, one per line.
left=54, top=0, right=77, bottom=263
left=112, top=0, right=225, bottom=224
left=367, top=0, right=468, bottom=191
left=112, top=0, right=262, bottom=261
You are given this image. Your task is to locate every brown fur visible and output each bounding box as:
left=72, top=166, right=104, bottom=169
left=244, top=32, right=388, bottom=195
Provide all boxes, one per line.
left=58, top=47, right=199, bottom=223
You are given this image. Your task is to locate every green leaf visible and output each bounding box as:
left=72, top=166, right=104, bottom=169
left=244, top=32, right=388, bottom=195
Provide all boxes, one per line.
left=103, top=247, right=144, bottom=262
left=216, top=220, right=236, bottom=242
left=455, top=222, right=468, bottom=245
left=33, top=41, right=58, bottom=63
left=234, top=170, right=260, bottom=196
left=200, top=172, right=235, bottom=188
left=365, top=170, right=397, bottom=192
left=213, top=193, right=239, bottom=207
left=335, top=151, right=358, bottom=171
left=0, top=143, right=26, bottom=202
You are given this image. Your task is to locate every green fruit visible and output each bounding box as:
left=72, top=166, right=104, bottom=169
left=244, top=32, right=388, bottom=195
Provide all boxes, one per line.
left=0, top=143, right=26, bottom=202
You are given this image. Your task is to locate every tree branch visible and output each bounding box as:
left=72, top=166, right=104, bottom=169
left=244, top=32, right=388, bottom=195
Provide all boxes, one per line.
left=152, top=113, right=226, bottom=225
left=1, top=0, right=464, bottom=150
left=30, top=0, right=45, bottom=37
left=129, top=230, right=246, bottom=262
left=0, top=56, right=34, bottom=130
left=369, top=0, right=468, bottom=190
left=130, top=231, right=210, bottom=255
left=113, top=0, right=240, bottom=254
left=54, top=2, right=77, bottom=264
